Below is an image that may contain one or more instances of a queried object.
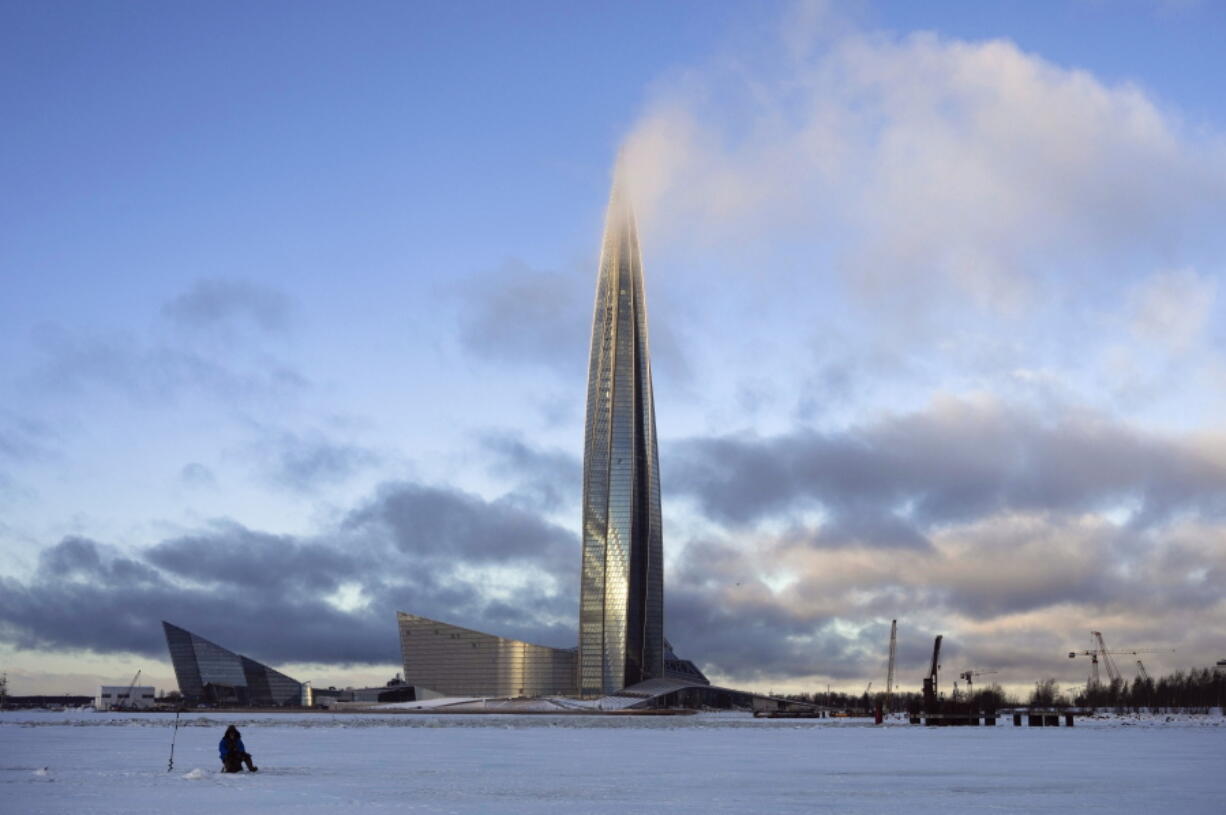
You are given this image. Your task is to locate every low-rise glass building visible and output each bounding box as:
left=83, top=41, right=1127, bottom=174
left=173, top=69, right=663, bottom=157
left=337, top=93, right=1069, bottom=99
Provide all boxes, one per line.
left=397, top=612, right=578, bottom=698
left=162, top=621, right=302, bottom=706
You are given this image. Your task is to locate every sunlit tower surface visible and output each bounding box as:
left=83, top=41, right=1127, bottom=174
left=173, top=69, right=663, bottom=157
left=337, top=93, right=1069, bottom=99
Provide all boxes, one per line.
left=578, top=179, right=664, bottom=697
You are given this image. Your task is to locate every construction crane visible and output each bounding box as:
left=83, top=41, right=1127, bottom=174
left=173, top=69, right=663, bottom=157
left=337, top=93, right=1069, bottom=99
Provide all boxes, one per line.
left=1135, top=660, right=1151, bottom=682
left=958, top=669, right=998, bottom=691
left=885, top=620, right=897, bottom=712
left=864, top=681, right=873, bottom=696
left=1093, top=632, right=1120, bottom=682
left=117, top=669, right=141, bottom=711
left=1068, top=631, right=1168, bottom=689
left=922, top=635, right=942, bottom=713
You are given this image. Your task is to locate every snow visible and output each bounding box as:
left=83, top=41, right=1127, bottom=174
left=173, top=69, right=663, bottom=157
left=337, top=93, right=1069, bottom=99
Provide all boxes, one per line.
left=2, top=709, right=1224, bottom=813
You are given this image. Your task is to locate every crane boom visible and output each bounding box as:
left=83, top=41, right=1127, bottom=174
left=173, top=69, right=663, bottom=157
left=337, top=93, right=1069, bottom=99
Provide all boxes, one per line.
left=958, top=669, right=998, bottom=690
left=1136, top=660, right=1150, bottom=682
left=118, top=669, right=141, bottom=711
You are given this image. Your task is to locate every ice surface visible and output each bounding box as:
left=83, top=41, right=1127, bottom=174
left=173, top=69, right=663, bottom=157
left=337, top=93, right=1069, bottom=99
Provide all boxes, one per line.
left=2, top=709, right=1223, bottom=814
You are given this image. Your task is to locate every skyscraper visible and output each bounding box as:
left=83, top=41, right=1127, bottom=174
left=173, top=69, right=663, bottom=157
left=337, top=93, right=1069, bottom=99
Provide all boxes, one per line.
left=578, top=181, right=665, bottom=696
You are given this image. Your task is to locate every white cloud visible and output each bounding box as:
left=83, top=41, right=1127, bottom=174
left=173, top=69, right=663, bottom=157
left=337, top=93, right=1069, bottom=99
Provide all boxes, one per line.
left=618, top=26, right=1226, bottom=313
left=1128, top=267, right=1217, bottom=352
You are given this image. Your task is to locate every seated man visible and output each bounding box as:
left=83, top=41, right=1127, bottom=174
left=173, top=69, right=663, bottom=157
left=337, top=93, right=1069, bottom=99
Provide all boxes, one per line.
left=219, top=724, right=258, bottom=772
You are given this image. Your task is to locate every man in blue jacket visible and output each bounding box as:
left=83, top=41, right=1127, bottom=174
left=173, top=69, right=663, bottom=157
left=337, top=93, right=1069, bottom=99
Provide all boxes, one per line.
left=219, top=725, right=258, bottom=773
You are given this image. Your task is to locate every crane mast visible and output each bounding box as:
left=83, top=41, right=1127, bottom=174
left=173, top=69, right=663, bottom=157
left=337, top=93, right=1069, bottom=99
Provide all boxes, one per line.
left=1092, top=631, right=1122, bottom=683
left=922, top=635, right=942, bottom=713
left=885, top=619, right=897, bottom=711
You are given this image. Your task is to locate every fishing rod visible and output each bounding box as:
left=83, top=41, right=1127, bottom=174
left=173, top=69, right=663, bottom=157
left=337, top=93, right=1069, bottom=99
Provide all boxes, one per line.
left=167, top=708, right=182, bottom=772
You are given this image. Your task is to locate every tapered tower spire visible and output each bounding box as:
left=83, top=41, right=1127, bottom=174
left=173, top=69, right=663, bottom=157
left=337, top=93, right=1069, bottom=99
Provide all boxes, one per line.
left=577, top=176, right=665, bottom=696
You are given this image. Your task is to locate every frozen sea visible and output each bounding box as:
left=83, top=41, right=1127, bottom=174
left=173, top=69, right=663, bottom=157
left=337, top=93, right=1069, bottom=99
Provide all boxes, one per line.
left=2, top=709, right=1224, bottom=814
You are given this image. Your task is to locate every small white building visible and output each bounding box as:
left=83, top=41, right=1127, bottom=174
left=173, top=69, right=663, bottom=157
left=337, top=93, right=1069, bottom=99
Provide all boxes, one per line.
left=96, top=686, right=157, bottom=710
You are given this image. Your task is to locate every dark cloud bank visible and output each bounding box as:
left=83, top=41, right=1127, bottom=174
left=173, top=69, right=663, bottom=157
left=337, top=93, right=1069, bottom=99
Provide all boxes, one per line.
left=0, top=481, right=579, bottom=669
left=3, top=398, right=1224, bottom=685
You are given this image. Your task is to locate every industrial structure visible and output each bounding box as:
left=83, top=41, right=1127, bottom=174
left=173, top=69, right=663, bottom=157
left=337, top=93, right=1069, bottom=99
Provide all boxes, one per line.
left=1068, top=630, right=1168, bottom=691
left=96, top=668, right=155, bottom=711
left=922, top=635, right=943, bottom=713
left=958, top=669, right=997, bottom=692
left=96, top=684, right=156, bottom=711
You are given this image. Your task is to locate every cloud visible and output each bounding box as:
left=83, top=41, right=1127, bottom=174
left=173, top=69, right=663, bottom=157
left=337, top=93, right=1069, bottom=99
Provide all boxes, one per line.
left=29, top=323, right=308, bottom=406
left=617, top=27, right=1226, bottom=313
left=27, top=277, right=307, bottom=407
left=0, top=413, right=58, bottom=504
left=2, top=424, right=1222, bottom=688
left=248, top=429, right=381, bottom=492
left=345, top=480, right=577, bottom=572
left=662, top=507, right=1226, bottom=686
left=479, top=431, right=581, bottom=512
left=455, top=259, right=591, bottom=376
left=0, top=413, right=57, bottom=463
left=145, top=522, right=360, bottom=594
left=650, top=395, right=1226, bottom=685
left=1127, top=267, right=1217, bottom=352
left=178, top=462, right=217, bottom=489
left=0, top=480, right=580, bottom=667
left=667, top=395, right=1226, bottom=529
left=162, top=278, right=292, bottom=334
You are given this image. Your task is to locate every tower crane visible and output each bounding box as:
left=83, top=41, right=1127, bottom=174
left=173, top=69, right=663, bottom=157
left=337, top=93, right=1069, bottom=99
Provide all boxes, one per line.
left=1093, top=632, right=1120, bottom=683
left=1135, top=660, right=1150, bottom=682
left=958, top=670, right=998, bottom=691
left=1067, top=630, right=1169, bottom=689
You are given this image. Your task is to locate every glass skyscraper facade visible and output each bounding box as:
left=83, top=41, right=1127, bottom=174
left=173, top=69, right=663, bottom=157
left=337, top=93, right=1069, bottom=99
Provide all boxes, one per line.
left=578, top=183, right=665, bottom=697
left=163, top=621, right=302, bottom=706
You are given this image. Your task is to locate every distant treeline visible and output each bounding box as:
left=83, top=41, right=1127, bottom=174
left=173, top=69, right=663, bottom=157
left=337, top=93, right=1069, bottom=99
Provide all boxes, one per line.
left=1061, top=666, right=1225, bottom=710
left=788, top=666, right=1225, bottom=712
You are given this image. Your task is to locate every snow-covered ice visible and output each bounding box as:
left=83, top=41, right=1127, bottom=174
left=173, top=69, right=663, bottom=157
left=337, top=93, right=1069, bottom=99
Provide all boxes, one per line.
left=2, top=709, right=1223, bottom=813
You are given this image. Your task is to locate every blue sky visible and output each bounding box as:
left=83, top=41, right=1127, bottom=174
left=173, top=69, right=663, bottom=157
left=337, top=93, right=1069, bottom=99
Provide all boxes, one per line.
left=2, top=0, right=1225, bottom=697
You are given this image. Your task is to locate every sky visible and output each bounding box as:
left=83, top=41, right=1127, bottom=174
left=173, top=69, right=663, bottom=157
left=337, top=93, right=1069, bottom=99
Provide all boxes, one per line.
left=2, top=0, right=1225, bottom=698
